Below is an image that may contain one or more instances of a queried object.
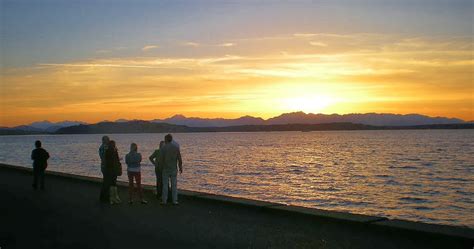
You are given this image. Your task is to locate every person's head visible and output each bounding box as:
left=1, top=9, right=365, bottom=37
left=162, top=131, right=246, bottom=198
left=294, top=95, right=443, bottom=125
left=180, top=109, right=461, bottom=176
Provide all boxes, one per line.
left=165, top=134, right=173, bottom=143
left=102, top=136, right=110, bottom=145
left=35, top=140, right=42, bottom=148
left=159, top=141, right=165, bottom=148
left=130, top=143, right=137, bottom=152
left=108, top=140, right=116, bottom=149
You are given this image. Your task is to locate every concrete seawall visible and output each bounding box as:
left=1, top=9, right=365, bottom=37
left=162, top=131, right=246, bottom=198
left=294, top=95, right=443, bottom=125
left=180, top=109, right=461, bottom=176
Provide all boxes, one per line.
left=1, top=163, right=473, bottom=248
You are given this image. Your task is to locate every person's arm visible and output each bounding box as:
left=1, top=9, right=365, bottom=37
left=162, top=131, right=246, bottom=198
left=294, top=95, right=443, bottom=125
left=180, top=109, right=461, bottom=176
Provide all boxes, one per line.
left=98, top=146, right=104, bottom=161
left=177, top=150, right=183, bottom=174
left=149, top=150, right=157, bottom=165
left=125, top=154, right=130, bottom=165
left=158, top=149, right=164, bottom=168
left=45, top=151, right=50, bottom=160
left=138, top=153, right=142, bottom=163
left=31, top=150, right=36, bottom=160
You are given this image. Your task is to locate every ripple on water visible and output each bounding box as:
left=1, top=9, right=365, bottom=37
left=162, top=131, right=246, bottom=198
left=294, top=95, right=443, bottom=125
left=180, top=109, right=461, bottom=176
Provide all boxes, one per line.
left=434, top=177, right=469, bottom=182
left=413, top=206, right=435, bottom=211
left=385, top=179, right=399, bottom=185
left=399, top=197, right=430, bottom=204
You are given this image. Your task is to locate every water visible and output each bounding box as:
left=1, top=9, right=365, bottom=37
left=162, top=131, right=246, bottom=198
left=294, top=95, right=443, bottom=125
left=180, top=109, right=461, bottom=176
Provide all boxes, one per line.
left=1, top=130, right=473, bottom=227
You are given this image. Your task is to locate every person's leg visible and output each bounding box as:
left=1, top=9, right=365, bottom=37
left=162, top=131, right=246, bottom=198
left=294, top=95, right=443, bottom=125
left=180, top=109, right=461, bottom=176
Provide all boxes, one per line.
left=100, top=171, right=107, bottom=201
left=39, top=169, right=45, bottom=190
left=32, top=167, right=38, bottom=189
left=171, top=173, right=178, bottom=204
left=128, top=172, right=134, bottom=202
left=161, top=172, right=169, bottom=204
left=108, top=173, right=115, bottom=204
left=136, top=172, right=143, bottom=199
left=156, top=168, right=163, bottom=199
left=111, top=175, right=120, bottom=203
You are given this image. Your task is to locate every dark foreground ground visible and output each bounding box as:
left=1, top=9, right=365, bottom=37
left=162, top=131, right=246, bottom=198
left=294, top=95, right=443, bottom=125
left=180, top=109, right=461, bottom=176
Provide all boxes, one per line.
left=0, top=166, right=472, bottom=249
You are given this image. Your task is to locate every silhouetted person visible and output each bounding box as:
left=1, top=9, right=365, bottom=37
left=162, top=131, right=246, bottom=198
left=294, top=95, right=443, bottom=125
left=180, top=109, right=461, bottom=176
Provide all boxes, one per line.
left=31, top=140, right=49, bottom=190
left=159, top=134, right=183, bottom=205
left=149, top=141, right=171, bottom=199
left=105, top=140, right=122, bottom=204
left=99, top=135, right=110, bottom=202
left=125, top=143, right=147, bottom=204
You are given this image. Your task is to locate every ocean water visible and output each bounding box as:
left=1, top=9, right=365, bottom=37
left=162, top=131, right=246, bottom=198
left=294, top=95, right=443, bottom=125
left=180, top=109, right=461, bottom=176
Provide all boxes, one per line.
left=0, top=130, right=473, bottom=227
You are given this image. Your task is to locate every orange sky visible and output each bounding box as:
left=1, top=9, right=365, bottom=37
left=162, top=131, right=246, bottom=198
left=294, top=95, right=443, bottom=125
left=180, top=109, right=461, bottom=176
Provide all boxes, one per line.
left=1, top=2, right=473, bottom=126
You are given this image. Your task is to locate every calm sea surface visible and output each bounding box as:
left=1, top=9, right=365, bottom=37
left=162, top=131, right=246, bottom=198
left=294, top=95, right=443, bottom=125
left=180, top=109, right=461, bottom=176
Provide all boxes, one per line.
left=0, top=130, right=473, bottom=227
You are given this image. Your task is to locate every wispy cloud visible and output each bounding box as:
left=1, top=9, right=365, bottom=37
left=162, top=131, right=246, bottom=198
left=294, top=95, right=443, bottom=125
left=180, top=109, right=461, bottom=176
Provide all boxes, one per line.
left=181, top=41, right=200, bottom=47
left=309, top=41, right=328, bottom=47
left=142, top=45, right=159, bottom=51
left=96, top=49, right=110, bottom=54
left=218, top=43, right=236, bottom=47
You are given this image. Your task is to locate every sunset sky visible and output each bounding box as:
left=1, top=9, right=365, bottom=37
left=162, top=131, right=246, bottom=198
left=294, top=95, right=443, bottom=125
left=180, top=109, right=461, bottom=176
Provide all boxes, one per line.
left=1, top=0, right=473, bottom=126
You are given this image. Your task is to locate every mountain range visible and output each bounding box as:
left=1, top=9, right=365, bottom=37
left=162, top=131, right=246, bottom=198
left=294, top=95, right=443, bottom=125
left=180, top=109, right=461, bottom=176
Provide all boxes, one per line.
left=0, top=112, right=468, bottom=135
left=150, top=112, right=465, bottom=127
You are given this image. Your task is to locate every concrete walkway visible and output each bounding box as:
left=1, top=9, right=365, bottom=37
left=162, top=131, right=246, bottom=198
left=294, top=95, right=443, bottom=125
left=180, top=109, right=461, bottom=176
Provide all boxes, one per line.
left=0, top=165, right=472, bottom=249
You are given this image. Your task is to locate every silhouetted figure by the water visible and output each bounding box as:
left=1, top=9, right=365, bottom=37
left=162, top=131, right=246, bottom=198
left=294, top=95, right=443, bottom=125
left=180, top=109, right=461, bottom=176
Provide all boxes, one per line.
left=159, top=134, right=183, bottom=205
left=149, top=141, right=171, bottom=199
left=105, top=140, right=122, bottom=204
left=125, top=143, right=147, bottom=204
left=31, top=140, right=50, bottom=190
left=98, top=135, right=110, bottom=202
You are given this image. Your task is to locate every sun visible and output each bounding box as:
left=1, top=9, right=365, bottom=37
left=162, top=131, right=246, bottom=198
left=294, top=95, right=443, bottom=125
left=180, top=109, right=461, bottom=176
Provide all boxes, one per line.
left=282, top=95, right=335, bottom=113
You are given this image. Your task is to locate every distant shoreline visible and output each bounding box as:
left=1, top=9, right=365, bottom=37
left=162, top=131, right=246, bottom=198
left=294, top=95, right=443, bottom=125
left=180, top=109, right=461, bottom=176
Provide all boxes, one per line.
left=1, top=122, right=472, bottom=135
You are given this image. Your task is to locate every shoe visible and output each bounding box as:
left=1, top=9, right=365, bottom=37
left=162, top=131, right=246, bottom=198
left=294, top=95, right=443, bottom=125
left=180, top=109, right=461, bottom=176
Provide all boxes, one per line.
left=160, top=202, right=166, bottom=205
left=172, top=202, right=179, bottom=205
left=141, top=200, right=148, bottom=204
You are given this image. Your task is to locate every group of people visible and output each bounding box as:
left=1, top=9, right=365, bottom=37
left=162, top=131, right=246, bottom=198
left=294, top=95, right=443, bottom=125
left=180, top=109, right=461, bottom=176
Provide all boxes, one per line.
left=98, top=134, right=183, bottom=205
left=30, top=133, right=183, bottom=206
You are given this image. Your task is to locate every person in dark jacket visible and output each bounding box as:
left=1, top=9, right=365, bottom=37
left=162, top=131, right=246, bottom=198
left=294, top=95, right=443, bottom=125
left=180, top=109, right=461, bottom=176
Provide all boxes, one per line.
left=98, top=135, right=110, bottom=202
left=31, top=140, right=50, bottom=190
left=105, top=140, right=122, bottom=204
left=149, top=141, right=168, bottom=199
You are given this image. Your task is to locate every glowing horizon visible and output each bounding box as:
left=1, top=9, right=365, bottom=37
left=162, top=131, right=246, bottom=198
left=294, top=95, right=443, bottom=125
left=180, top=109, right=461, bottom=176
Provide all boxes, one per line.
left=1, top=0, right=473, bottom=126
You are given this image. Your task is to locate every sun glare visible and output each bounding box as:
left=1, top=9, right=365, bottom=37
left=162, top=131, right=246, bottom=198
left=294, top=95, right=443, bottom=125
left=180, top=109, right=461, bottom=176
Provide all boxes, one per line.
left=282, top=95, right=335, bottom=114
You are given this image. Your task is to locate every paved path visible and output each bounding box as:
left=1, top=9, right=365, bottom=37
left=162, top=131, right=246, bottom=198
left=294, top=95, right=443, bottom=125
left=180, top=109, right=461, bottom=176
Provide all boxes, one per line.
left=0, top=166, right=471, bottom=249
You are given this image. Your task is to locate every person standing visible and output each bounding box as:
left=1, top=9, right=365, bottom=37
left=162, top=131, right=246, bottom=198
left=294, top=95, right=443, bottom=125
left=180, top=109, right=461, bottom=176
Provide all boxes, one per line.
left=159, top=134, right=183, bottom=205
left=125, top=143, right=147, bottom=204
left=105, top=140, right=122, bottom=204
left=149, top=141, right=167, bottom=199
left=98, top=135, right=110, bottom=202
left=31, top=140, right=50, bottom=190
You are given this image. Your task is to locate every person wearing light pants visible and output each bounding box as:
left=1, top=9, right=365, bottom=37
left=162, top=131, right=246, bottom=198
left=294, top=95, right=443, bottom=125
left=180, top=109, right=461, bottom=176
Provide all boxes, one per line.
left=159, top=134, right=183, bottom=205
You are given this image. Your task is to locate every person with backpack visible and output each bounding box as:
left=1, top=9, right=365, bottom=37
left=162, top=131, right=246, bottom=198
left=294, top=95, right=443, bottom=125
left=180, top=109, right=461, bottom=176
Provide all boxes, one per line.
left=105, top=140, right=122, bottom=204
left=31, top=140, right=50, bottom=190
left=125, top=143, right=147, bottom=204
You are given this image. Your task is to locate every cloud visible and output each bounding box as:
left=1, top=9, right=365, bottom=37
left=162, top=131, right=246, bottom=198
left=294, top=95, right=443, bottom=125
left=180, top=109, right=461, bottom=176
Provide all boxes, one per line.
left=96, top=49, right=110, bottom=54
left=1, top=33, right=473, bottom=125
left=218, top=43, right=236, bottom=47
left=181, top=42, right=200, bottom=47
left=309, top=41, right=328, bottom=47
left=293, top=33, right=317, bottom=37
left=142, top=45, right=159, bottom=51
